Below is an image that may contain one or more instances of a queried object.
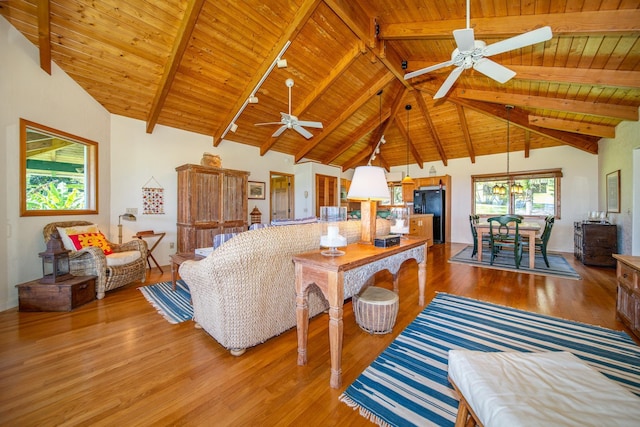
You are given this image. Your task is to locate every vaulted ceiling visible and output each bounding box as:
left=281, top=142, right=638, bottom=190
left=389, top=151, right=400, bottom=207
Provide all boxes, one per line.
left=2, top=0, right=639, bottom=172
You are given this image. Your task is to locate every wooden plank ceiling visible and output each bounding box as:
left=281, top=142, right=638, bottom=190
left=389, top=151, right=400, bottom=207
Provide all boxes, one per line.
left=2, top=0, right=639, bottom=172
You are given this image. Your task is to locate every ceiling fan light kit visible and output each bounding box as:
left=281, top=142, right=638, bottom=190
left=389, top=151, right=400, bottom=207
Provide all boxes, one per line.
left=404, top=0, right=552, bottom=99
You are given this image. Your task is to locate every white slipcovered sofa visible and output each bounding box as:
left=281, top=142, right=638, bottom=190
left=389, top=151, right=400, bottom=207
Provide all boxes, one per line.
left=179, top=219, right=390, bottom=355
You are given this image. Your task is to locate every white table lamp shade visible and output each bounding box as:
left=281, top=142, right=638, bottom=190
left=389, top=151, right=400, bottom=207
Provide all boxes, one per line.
left=347, top=166, right=390, bottom=201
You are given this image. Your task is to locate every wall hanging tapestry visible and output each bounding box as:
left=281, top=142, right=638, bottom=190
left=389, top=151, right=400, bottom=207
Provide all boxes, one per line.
left=142, top=176, right=164, bottom=215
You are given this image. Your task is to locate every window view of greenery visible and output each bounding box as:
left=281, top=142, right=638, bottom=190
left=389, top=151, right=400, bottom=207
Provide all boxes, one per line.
left=21, top=119, right=98, bottom=216
left=381, top=183, right=403, bottom=206
left=473, top=171, right=560, bottom=218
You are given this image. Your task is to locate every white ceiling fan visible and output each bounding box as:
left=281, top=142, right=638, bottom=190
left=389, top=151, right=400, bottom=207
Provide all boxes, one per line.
left=255, top=78, right=323, bottom=139
left=404, top=0, right=552, bottom=99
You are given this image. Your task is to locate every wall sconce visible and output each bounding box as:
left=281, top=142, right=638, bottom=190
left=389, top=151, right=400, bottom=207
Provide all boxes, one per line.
left=118, top=213, right=136, bottom=244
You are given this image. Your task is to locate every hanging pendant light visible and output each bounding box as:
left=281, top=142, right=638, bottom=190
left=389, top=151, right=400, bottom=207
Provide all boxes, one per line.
left=402, top=104, right=415, bottom=184
left=492, top=105, right=514, bottom=195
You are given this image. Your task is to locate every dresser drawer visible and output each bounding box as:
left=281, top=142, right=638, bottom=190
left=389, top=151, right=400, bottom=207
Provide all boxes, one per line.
left=618, top=262, right=638, bottom=291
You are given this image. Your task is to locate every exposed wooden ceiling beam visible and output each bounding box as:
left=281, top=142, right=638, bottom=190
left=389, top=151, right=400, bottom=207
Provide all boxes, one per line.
left=338, top=85, right=410, bottom=169
left=450, top=98, right=600, bottom=154
left=524, top=131, right=531, bottom=158
left=146, top=0, right=206, bottom=134
left=294, top=71, right=395, bottom=162
left=456, top=89, right=639, bottom=121
left=379, top=10, right=640, bottom=39
left=324, top=110, right=391, bottom=165
left=323, top=0, right=375, bottom=49
left=341, top=145, right=374, bottom=171
left=260, top=41, right=364, bottom=156
left=412, top=91, right=448, bottom=166
left=393, top=115, right=424, bottom=169
left=405, top=63, right=640, bottom=89
left=456, top=105, right=476, bottom=163
left=213, top=0, right=322, bottom=144
left=37, top=0, right=51, bottom=75
left=528, top=115, right=616, bottom=138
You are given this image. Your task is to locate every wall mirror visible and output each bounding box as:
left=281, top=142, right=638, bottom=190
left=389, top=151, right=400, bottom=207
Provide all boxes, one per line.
left=20, top=118, right=98, bottom=216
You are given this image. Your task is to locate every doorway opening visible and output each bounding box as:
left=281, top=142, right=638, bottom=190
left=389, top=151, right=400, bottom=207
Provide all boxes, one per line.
left=270, top=172, right=294, bottom=222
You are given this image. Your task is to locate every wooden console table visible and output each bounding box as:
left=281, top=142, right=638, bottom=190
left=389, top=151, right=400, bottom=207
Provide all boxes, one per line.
left=293, top=237, right=428, bottom=389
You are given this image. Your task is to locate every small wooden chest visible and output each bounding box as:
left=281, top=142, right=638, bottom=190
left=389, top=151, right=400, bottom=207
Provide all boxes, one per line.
left=16, top=275, right=96, bottom=312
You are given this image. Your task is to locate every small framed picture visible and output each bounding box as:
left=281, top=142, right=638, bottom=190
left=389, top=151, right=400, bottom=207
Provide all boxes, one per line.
left=606, top=170, right=620, bottom=213
left=248, top=181, right=266, bottom=200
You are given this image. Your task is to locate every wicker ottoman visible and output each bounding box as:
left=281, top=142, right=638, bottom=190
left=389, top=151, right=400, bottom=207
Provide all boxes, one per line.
left=353, top=287, right=399, bottom=334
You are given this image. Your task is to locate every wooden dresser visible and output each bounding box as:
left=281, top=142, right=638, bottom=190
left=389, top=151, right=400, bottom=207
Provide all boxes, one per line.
left=613, top=254, right=640, bottom=340
left=176, top=164, right=249, bottom=253
left=573, top=222, right=617, bottom=267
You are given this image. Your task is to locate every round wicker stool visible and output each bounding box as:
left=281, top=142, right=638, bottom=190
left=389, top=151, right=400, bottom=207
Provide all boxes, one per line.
left=353, top=287, right=399, bottom=334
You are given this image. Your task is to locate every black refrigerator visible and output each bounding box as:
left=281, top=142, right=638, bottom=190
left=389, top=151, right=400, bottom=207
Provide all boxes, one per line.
left=413, top=188, right=446, bottom=243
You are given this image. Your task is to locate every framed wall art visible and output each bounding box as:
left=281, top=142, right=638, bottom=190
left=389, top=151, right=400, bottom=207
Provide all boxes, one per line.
left=606, top=170, right=620, bottom=213
left=248, top=181, right=265, bottom=200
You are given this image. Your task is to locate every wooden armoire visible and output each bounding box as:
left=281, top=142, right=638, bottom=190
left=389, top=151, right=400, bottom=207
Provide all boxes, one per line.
left=176, top=164, right=249, bottom=252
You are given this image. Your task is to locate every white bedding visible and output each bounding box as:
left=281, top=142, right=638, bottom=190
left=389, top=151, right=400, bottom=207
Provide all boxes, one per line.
left=448, top=350, right=640, bottom=427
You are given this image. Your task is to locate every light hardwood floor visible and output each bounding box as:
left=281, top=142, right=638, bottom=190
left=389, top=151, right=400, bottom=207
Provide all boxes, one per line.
left=0, top=243, right=630, bottom=426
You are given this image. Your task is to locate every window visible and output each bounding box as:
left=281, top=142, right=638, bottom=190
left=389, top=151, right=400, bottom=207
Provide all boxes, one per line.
left=381, top=182, right=403, bottom=206
left=20, top=119, right=98, bottom=216
left=472, top=169, right=562, bottom=218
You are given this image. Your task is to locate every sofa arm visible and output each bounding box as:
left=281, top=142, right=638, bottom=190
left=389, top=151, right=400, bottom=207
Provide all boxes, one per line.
left=112, top=239, right=148, bottom=259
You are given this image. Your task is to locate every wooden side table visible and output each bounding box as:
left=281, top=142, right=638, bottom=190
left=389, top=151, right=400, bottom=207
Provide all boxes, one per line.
left=169, top=252, right=203, bottom=291
left=16, top=275, right=97, bottom=311
left=134, top=231, right=166, bottom=273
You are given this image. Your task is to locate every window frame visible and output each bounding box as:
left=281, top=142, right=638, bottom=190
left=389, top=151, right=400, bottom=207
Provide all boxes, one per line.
left=20, top=118, right=99, bottom=217
left=471, top=169, right=562, bottom=219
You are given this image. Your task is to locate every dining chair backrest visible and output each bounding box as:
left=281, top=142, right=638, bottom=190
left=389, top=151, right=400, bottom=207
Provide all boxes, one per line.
left=488, top=215, right=522, bottom=241
left=469, top=214, right=479, bottom=238
left=540, top=216, right=555, bottom=244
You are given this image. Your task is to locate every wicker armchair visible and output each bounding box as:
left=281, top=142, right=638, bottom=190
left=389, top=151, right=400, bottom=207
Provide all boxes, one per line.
left=43, top=221, right=148, bottom=299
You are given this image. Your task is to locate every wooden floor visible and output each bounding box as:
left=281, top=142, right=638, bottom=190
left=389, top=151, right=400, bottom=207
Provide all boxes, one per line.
left=0, top=243, right=631, bottom=426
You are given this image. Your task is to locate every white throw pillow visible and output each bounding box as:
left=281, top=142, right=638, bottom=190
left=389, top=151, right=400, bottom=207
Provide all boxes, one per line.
left=106, top=251, right=141, bottom=266
left=57, top=224, right=100, bottom=251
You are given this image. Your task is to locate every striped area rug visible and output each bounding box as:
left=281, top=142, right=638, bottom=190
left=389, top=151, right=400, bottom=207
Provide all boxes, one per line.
left=340, top=293, right=640, bottom=427
left=138, top=280, right=193, bottom=324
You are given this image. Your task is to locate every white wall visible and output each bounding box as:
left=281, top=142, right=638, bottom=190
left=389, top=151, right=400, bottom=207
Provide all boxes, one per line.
left=0, top=18, right=111, bottom=311
left=390, top=145, right=599, bottom=253
left=598, top=114, right=640, bottom=255
left=110, top=114, right=297, bottom=266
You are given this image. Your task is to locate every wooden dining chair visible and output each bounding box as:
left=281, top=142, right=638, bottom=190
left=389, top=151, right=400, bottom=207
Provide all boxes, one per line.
left=524, top=215, right=555, bottom=267
left=469, top=215, right=489, bottom=257
left=488, top=215, right=523, bottom=269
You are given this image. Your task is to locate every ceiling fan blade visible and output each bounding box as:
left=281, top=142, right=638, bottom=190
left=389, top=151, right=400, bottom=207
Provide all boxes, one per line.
left=483, top=26, right=553, bottom=57
left=297, top=120, right=323, bottom=129
left=453, top=28, right=475, bottom=52
left=272, top=125, right=287, bottom=137
left=404, top=60, right=455, bottom=80
left=473, top=58, right=516, bottom=83
left=255, top=121, right=283, bottom=126
left=293, top=124, right=313, bottom=139
left=433, top=66, right=465, bottom=99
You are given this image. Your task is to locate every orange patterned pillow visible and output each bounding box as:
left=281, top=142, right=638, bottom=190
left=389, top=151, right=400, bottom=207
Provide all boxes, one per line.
left=68, top=232, right=113, bottom=255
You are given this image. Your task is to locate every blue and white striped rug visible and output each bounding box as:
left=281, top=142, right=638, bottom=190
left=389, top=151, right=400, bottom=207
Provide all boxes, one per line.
left=340, top=293, right=640, bottom=427
left=139, top=280, right=193, bottom=324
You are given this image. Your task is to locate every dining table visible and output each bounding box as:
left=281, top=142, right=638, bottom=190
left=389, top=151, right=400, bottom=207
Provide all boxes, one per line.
left=475, top=220, right=541, bottom=269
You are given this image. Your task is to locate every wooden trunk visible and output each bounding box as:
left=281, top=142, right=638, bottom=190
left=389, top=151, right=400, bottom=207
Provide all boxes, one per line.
left=176, top=164, right=249, bottom=253
left=16, top=275, right=96, bottom=312
left=574, top=222, right=618, bottom=267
